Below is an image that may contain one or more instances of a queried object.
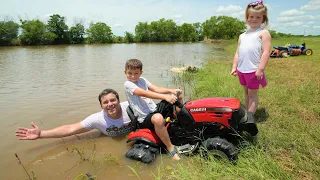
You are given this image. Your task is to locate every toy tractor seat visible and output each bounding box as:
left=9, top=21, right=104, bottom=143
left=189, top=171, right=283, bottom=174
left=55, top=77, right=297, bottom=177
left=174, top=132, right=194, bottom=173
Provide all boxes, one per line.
left=126, top=106, right=162, bottom=146
left=125, top=106, right=161, bottom=164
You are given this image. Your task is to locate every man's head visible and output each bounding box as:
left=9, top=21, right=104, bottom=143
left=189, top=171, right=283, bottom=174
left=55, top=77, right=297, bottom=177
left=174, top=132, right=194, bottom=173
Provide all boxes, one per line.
left=98, top=89, right=122, bottom=119
left=125, top=59, right=143, bottom=83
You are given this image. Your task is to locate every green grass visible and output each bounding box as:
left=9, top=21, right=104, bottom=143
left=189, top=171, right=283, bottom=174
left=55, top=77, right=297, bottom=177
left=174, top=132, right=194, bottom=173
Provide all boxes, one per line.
left=158, top=37, right=320, bottom=180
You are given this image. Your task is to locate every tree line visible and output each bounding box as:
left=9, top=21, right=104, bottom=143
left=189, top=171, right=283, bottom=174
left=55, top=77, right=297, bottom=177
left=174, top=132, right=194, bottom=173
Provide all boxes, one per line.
left=0, top=14, right=294, bottom=46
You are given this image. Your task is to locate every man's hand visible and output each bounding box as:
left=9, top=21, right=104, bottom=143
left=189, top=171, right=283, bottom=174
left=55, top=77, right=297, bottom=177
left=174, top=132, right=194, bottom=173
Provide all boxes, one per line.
left=16, top=122, right=41, bottom=140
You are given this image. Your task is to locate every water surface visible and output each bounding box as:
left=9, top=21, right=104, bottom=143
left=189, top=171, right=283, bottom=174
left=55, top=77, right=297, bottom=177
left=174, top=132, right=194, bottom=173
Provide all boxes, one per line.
left=0, top=43, right=223, bottom=179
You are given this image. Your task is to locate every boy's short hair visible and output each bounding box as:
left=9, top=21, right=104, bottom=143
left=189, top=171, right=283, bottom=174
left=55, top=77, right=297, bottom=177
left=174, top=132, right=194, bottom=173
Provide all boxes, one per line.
left=98, top=88, right=119, bottom=104
left=125, top=59, right=143, bottom=71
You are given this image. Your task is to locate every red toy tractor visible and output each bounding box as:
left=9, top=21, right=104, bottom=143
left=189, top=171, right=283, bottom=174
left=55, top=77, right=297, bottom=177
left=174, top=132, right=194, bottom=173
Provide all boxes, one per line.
left=125, top=96, right=258, bottom=163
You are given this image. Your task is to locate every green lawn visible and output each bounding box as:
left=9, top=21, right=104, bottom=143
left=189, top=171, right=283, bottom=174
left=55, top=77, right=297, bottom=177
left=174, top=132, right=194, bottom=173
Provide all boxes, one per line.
left=156, top=37, right=320, bottom=180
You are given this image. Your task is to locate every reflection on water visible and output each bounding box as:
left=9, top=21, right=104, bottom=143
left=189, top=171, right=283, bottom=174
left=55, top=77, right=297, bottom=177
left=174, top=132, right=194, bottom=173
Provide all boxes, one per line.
left=0, top=43, right=225, bottom=179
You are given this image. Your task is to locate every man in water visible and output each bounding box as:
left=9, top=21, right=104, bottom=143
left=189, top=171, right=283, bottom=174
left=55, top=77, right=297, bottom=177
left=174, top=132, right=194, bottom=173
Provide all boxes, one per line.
left=15, top=88, right=132, bottom=139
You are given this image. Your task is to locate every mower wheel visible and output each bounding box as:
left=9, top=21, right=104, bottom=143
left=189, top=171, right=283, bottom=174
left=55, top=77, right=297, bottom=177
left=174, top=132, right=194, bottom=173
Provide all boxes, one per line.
left=279, top=50, right=289, bottom=58
left=203, top=137, right=238, bottom=162
left=303, top=48, right=313, bottom=56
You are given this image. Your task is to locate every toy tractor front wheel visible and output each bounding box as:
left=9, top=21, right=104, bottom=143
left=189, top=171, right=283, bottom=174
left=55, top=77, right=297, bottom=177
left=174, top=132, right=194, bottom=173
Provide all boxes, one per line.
left=202, top=137, right=238, bottom=162
left=302, top=48, right=313, bottom=56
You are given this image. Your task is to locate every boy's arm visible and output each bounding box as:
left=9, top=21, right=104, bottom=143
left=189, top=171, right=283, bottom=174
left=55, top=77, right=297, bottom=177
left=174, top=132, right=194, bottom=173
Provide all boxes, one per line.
left=133, top=87, right=177, bottom=103
left=148, top=84, right=180, bottom=95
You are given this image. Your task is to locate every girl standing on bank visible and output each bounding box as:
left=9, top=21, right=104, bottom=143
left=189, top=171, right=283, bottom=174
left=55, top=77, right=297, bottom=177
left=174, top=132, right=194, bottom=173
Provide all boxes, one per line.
left=231, top=0, right=271, bottom=126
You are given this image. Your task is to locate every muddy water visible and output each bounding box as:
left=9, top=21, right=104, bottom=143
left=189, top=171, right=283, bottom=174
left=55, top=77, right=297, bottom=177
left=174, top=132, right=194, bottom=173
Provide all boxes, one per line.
left=0, top=43, right=224, bottom=179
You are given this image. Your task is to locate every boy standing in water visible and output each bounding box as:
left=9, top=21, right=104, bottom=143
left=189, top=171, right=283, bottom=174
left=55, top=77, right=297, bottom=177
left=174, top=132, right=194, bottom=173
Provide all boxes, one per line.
left=123, top=59, right=182, bottom=161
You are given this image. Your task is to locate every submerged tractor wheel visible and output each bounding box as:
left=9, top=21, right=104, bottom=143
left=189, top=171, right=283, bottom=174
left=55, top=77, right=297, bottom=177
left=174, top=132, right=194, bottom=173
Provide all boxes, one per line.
left=203, top=137, right=238, bottom=162
left=302, top=48, right=313, bottom=56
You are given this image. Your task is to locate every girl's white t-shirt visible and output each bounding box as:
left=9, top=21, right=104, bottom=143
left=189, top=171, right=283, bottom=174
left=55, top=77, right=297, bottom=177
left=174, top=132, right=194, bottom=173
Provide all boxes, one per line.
left=237, top=30, right=262, bottom=73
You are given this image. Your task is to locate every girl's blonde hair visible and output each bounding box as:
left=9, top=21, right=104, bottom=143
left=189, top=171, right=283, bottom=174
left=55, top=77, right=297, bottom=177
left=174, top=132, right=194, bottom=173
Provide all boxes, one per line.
left=245, top=4, right=269, bottom=27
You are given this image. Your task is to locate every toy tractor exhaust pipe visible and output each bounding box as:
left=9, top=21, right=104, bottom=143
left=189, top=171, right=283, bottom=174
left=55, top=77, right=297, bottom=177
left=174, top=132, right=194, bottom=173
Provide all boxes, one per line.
left=240, top=112, right=258, bottom=136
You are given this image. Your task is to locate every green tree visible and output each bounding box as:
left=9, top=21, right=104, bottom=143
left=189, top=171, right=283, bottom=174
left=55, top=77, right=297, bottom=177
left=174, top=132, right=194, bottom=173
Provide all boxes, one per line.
left=178, top=23, right=197, bottom=42
left=193, top=22, right=204, bottom=41
left=202, top=16, right=245, bottom=40
left=87, top=22, right=113, bottom=44
left=124, top=31, right=135, bottom=43
left=0, top=20, right=19, bottom=45
left=135, top=22, right=150, bottom=42
left=112, top=35, right=123, bottom=43
left=47, top=14, right=69, bottom=44
left=69, top=23, right=85, bottom=44
left=269, top=30, right=279, bottom=38
left=19, top=19, right=56, bottom=45
left=149, top=18, right=178, bottom=42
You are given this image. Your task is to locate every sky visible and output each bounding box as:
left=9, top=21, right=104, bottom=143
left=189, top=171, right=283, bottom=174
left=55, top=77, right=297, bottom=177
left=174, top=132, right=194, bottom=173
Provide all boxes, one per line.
left=1, top=0, right=319, bottom=36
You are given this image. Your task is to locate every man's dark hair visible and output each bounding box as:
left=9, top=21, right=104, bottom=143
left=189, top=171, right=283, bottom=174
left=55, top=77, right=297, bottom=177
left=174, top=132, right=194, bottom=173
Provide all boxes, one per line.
left=98, top=88, right=120, bottom=104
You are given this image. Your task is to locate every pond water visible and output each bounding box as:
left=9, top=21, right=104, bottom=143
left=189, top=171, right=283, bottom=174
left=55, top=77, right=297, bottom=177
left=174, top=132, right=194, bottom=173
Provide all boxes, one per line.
left=0, top=43, right=226, bottom=179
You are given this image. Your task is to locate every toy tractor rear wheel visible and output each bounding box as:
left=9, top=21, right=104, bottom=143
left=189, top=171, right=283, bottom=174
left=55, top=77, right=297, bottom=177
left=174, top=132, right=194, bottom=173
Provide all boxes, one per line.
left=203, top=137, right=238, bottom=162
left=302, top=48, right=313, bottom=56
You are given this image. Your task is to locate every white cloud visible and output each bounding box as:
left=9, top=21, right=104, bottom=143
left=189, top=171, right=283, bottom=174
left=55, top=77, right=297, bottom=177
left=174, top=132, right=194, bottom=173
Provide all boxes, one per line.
left=231, top=11, right=245, bottom=20
left=174, top=20, right=186, bottom=26
left=113, top=24, right=123, bottom=27
left=301, top=0, right=320, bottom=10
left=216, top=5, right=242, bottom=13
left=279, top=9, right=305, bottom=16
left=173, top=14, right=182, bottom=19
left=307, top=21, right=314, bottom=25
left=277, top=15, right=314, bottom=22
left=284, top=21, right=303, bottom=27
left=268, top=22, right=276, bottom=29
left=264, top=4, right=272, bottom=10
left=313, top=25, right=320, bottom=28
left=44, top=14, right=53, bottom=18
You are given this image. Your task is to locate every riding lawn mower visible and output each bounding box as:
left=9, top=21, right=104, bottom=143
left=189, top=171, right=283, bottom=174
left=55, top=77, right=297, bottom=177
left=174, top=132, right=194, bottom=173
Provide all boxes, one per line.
left=125, top=95, right=258, bottom=163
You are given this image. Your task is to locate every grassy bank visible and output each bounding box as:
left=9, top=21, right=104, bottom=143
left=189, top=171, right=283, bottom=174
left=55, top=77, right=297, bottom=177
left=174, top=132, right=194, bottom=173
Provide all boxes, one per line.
left=157, top=37, right=320, bottom=180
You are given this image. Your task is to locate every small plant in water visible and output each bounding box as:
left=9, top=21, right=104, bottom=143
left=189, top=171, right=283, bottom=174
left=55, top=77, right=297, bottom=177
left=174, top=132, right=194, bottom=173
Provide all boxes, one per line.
left=72, top=145, right=86, bottom=161
left=103, top=153, right=120, bottom=165
left=15, top=153, right=36, bottom=180
left=61, top=138, right=70, bottom=152
left=127, top=165, right=141, bottom=180
left=88, top=143, right=97, bottom=163
left=74, top=172, right=96, bottom=180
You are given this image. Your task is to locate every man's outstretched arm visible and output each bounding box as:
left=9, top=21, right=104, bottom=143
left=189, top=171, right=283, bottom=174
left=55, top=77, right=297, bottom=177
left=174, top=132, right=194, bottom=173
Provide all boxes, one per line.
left=15, top=122, right=90, bottom=140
